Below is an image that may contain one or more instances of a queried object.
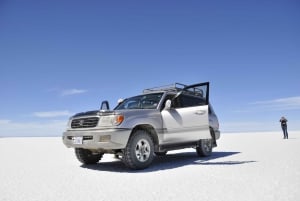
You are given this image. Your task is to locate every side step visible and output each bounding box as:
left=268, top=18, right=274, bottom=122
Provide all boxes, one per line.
left=159, top=141, right=197, bottom=152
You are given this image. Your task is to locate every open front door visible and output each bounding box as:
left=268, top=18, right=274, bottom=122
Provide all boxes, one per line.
left=161, top=82, right=211, bottom=144
left=182, top=82, right=209, bottom=105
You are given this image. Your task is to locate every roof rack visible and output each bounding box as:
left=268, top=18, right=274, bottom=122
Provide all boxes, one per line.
left=143, top=83, right=187, bottom=94
left=143, top=82, right=205, bottom=97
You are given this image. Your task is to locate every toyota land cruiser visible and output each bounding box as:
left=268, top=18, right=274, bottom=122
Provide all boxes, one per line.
left=62, top=82, right=220, bottom=170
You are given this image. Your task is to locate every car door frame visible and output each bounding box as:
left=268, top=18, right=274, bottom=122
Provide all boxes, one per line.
left=160, top=82, right=211, bottom=145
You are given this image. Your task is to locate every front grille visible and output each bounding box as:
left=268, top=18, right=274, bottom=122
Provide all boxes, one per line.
left=71, top=117, right=99, bottom=128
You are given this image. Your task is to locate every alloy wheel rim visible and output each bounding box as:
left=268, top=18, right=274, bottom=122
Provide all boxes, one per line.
left=203, top=139, right=212, bottom=152
left=135, top=139, right=151, bottom=162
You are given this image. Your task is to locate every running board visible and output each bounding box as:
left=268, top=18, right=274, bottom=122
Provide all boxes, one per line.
left=159, top=141, right=197, bottom=152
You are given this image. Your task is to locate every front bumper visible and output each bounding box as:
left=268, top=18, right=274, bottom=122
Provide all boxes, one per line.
left=62, top=128, right=131, bottom=150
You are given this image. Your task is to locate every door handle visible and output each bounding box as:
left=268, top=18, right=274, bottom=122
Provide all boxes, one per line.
left=194, top=110, right=206, bottom=115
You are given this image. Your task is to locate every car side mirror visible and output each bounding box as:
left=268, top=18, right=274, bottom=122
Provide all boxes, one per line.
left=164, top=99, right=172, bottom=110
left=100, top=100, right=110, bottom=111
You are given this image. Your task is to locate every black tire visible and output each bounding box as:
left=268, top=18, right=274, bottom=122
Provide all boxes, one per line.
left=196, top=139, right=213, bottom=157
left=75, top=148, right=103, bottom=164
left=123, top=130, right=154, bottom=170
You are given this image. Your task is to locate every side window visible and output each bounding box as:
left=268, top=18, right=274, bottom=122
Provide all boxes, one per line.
left=180, top=95, right=207, bottom=108
left=172, top=96, right=181, bottom=108
left=162, top=94, right=207, bottom=109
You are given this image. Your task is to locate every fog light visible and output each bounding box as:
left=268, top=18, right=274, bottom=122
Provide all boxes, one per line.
left=100, top=135, right=111, bottom=142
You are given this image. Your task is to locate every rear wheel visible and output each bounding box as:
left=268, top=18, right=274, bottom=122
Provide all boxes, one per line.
left=75, top=148, right=103, bottom=164
left=123, top=130, right=154, bottom=170
left=196, top=139, right=213, bottom=157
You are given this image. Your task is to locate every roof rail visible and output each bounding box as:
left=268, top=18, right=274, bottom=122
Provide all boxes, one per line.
left=143, top=83, right=187, bottom=94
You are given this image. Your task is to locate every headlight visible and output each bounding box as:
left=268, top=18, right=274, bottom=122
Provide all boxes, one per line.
left=99, top=114, right=124, bottom=126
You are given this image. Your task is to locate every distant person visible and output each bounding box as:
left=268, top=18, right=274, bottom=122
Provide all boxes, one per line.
left=279, top=116, right=288, bottom=139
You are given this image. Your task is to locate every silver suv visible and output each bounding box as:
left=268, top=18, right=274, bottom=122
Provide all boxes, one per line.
left=62, top=82, right=220, bottom=170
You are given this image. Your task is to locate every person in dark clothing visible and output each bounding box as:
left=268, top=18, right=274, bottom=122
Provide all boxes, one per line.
left=279, top=116, right=288, bottom=139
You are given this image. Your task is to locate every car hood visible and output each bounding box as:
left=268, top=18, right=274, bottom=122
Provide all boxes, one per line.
left=72, top=110, right=116, bottom=118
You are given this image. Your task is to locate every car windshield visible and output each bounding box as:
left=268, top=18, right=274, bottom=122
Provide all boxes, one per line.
left=115, top=93, right=163, bottom=110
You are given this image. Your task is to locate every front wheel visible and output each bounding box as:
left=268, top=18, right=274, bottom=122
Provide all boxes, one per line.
left=196, top=139, right=213, bottom=157
left=123, top=130, right=154, bottom=170
left=75, top=148, right=103, bottom=164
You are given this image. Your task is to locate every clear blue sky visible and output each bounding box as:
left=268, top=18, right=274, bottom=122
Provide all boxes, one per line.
left=1, top=0, right=299, bottom=136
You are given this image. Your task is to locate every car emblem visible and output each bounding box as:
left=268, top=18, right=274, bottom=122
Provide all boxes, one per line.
left=78, top=119, right=84, bottom=126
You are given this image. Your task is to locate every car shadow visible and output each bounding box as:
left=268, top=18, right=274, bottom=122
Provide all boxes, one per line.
left=81, top=151, right=256, bottom=173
